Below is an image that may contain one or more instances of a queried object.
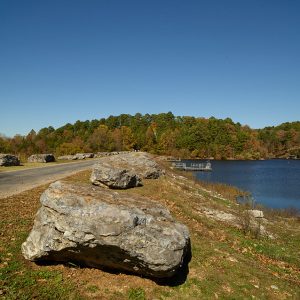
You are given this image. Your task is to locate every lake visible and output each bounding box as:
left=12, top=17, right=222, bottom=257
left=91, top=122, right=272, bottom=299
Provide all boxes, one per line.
left=188, top=159, right=300, bottom=210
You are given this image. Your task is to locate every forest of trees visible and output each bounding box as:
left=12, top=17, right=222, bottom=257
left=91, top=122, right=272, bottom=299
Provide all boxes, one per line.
left=1, top=112, right=300, bottom=160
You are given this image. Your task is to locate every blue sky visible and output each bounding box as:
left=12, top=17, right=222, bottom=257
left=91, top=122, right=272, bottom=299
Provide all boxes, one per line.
left=0, top=0, right=299, bottom=137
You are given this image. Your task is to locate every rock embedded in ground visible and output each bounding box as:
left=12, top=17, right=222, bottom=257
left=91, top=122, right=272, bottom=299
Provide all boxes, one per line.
left=28, top=154, right=55, bottom=163
left=91, top=163, right=142, bottom=189
left=247, top=209, right=264, bottom=218
left=201, top=207, right=237, bottom=223
left=199, top=206, right=273, bottom=238
left=22, top=181, right=190, bottom=278
left=98, top=152, right=165, bottom=179
left=0, top=154, right=20, bottom=166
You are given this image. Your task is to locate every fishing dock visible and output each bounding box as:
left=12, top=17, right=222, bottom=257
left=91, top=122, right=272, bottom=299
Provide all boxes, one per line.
left=166, top=157, right=181, bottom=162
left=172, top=161, right=212, bottom=171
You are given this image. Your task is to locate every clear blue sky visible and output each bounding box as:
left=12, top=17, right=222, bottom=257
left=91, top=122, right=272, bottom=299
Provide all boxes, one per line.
left=0, top=0, right=299, bottom=137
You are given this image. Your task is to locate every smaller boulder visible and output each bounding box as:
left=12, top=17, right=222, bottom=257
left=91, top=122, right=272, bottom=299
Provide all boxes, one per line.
left=91, top=163, right=142, bottom=189
left=73, top=153, right=85, bottom=160
left=0, top=154, right=20, bottom=166
left=28, top=154, right=55, bottom=163
left=247, top=210, right=264, bottom=218
left=57, top=155, right=75, bottom=160
left=101, top=152, right=165, bottom=179
left=74, top=153, right=94, bottom=160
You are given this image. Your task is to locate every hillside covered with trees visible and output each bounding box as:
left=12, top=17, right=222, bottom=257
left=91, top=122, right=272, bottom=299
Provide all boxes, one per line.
left=1, top=112, right=299, bottom=160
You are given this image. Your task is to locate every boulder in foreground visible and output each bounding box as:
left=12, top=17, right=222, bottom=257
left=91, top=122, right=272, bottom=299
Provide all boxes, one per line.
left=28, top=154, right=55, bottom=163
left=91, top=163, right=142, bottom=189
left=21, top=181, right=190, bottom=278
left=0, top=154, right=20, bottom=166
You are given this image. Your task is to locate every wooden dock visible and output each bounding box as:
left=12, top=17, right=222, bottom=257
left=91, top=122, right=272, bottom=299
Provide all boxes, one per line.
left=172, top=161, right=212, bottom=171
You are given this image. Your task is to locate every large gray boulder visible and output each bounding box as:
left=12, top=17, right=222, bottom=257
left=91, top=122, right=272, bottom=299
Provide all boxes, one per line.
left=91, top=163, right=142, bottom=189
left=0, top=154, right=20, bottom=166
left=98, top=152, right=165, bottom=179
left=22, top=181, right=190, bottom=278
left=28, top=154, right=55, bottom=163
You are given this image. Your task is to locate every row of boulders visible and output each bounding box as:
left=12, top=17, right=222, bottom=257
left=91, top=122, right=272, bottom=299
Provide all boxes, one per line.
left=22, top=152, right=190, bottom=279
left=94, top=151, right=131, bottom=158
left=0, top=151, right=137, bottom=166
left=57, top=153, right=94, bottom=160
left=0, top=153, right=56, bottom=165
left=0, top=154, right=20, bottom=166
left=57, top=151, right=131, bottom=160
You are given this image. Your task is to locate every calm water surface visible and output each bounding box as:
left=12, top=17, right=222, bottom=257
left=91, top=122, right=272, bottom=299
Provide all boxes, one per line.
left=189, top=159, right=300, bottom=209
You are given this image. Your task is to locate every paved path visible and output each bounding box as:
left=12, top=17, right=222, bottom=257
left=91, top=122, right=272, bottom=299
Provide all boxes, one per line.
left=0, top=160, right=99, bottom=198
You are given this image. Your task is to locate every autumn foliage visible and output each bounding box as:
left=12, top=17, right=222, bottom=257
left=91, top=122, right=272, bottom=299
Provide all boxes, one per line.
left=0, top=112, right=299, bottom=160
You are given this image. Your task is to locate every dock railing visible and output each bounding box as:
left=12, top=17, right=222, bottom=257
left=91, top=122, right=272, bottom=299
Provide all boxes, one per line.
left=172, top=161, right=212, bottom=171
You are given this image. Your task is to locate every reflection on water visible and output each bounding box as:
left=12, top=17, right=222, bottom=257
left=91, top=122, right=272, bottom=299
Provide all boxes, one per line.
left=189, top=159, right=300, bottom=209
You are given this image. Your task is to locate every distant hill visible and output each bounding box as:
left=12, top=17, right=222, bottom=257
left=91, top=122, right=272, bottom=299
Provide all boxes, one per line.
left=1, top=113, right=299, bottom=160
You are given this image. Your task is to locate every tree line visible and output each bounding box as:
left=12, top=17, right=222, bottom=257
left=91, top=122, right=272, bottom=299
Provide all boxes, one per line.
left=1, top=112, right=299, bottom=160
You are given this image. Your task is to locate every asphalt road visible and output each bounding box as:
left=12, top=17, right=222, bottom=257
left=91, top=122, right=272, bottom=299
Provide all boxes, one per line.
left=0, top=159, right=99, bottom=198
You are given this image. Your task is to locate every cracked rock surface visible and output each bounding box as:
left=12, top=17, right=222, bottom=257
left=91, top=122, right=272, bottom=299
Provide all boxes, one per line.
left=90, top=163, right=142, bottom=189
left=28, top=154, right=55, bottom=163
left=96, top=152, right=165, bottom=179
left=22, top=181, right=190, bottom=278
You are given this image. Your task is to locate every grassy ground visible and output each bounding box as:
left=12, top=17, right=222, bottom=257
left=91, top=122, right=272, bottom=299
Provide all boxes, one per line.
left=0, top=160, right=299, bottom=299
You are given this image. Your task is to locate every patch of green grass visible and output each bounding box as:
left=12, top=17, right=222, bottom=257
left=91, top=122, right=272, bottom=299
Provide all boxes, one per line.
left=127, top=287, right=146, bottom=300
left=237, top=232, right=300, bottom=267
left=86, top=285, right=99, bottom=293
left=0, top=228, right=81, bottom=300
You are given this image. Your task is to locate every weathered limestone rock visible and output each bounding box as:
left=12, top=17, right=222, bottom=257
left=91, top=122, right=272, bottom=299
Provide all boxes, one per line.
left=22, top=181, right=190, bottom=278
left=94, top=152, right=109, bottom=158
left=98, top=152, right=165, bottom=179
left=74, top=153, right=94, bottom=160
left=201, top=207, right=237, bottom=223
left=57, top=155, right=75, bottom=160
left=198, top=207, right=273, bottom=238
left=28, top=154, right=55, bottom=163
left=94, top=151, right=131, bottom=158
left=91, top=163, right=142, bottom=189
left=0, top=154, right=20, bottom=166
left=83, top=153, right=94, bottom=158
left=247, top=209, right=264, bottom=218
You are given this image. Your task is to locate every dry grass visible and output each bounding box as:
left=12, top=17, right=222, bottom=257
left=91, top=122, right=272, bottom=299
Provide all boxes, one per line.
left=1, top=161, right=300, bottom=299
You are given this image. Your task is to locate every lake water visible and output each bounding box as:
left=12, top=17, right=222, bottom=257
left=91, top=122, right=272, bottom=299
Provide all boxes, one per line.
left=188, top=159, right=300, bottom=210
